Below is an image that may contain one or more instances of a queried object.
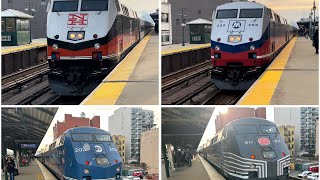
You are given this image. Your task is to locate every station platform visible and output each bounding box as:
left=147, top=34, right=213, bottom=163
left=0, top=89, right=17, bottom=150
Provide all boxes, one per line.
left=1, top=38, right=46, bottom=55
left=1, top=159, right=55, bottom=180
left=81, top=31, right=159, bottom=105
left=166, top=155, right=224, bottom=180
left=162, top=43, right=210, bottom=56
left=238, top=36, right=318, bottom=105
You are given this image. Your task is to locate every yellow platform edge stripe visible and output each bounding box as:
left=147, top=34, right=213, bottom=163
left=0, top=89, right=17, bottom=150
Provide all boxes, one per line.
left=2, top=43, right=47, bottom=55
left=238, top=36, right=298, bottom=105
left=81, top=31, right=153, bottom=105
left=161, top=43, right=210, bottom=56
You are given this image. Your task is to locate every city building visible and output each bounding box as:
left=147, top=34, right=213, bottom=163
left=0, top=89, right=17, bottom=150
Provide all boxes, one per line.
left=215, top=107, right=266, bottom=132
left=112, top=135, right=126, bottom=163
left=278, top=125, right=295, bottom=156
left=53, top=114, right=100, bottom=139
left=300, top=107, right=319, bottom=156
left=108, top=108, right=154, bottom=162
left=162, top=0, right=229, bottom=44
left=274, top=108, right=301, bottom=156
left=161, top=1, right=172, bottom=45
left=140, top=128, right=159, bottom=174
left=2, top=0, right=48, bottom=39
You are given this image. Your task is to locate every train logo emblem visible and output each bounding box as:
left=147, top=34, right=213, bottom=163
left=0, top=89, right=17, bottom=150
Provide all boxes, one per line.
left=68, top=14, right=88, bottom=28
left=94, top=145, right=103, bottom=152
left=232, top=21, right=241, bottom=29
left=258, top=137, right=271, bottom=146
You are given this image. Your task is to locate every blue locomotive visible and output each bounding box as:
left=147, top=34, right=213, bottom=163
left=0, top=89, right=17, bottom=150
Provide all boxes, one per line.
left=200, top=118, right=290, bottom=179
left=39, top=127, right=122, bottom=180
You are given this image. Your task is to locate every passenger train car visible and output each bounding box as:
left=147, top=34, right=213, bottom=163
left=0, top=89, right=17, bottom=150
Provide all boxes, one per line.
left=200, top=118, right=290, bottom=180
left=46, top=0, right=153, bottom=96
left=210, top=1, right=296, bottom=90
left=38, top=127, right=122, bottom=180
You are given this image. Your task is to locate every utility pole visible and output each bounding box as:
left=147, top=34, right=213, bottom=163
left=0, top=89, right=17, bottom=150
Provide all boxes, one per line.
left=178, top=8, right=187, bottom=46
left=313, top=0, right=317, bottom=37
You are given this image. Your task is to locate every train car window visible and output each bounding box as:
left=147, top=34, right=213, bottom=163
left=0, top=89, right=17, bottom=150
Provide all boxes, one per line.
left=52, top=1, right=78, bottom=12
left=81, top=0, right=108, bottom=11
left=259, top=125, right=278, bottom=134
left=235, top=125, right=258, bottom=134
left=216, top=9, right=238, bottom=19
left=95, top=134, right=112, bottom=142
left=71, top=133, right=94, bottom=142
left=239, top=9, right=263, bottom=18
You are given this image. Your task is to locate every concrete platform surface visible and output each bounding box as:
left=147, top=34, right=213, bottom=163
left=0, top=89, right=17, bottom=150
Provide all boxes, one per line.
left=81, top=31, right=159, bottom=105
left=162, top=43, right=210, bottom=55
left=1, top=159, right=55, bottom=180
left=167, top=155, right=211, bottom=180
left=238, top=37, right=318, bottom=105
left=1, top=38, right=47, bottom=55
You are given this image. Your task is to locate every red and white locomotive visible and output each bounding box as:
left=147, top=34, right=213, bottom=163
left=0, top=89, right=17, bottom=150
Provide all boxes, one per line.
left=210, top=1, right=296, bottom=90
left=46, top=0, right=152, bottom=95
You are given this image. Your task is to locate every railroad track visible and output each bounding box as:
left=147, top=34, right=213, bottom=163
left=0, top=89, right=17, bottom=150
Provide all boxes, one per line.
left=162, top=61, right=245, bottom=105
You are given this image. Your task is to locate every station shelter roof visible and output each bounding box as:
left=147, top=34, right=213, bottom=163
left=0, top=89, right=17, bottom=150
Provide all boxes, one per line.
left=2, top=108, right=58, bottom=151
left=162, top=108, right=214, bottom=149
left=186, top=18, right=212, bottom=25
left=1, top=9, right=34, bottom=19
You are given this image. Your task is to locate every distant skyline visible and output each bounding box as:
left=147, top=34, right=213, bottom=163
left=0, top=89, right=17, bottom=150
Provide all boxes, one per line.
left=37, top=106, right=159, bottom=153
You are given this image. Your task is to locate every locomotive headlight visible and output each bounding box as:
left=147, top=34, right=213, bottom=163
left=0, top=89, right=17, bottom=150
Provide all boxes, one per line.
left=250, top=45, right=255, bottom=50
left=53, top=44, right=58, bottom=50
left=77, top=33, right=83, bottom=39
left=250, top=164, right=256, bottom=169
left=69, top=33, right=76, bottom=39
left=84, top=169, right=90, bottom=174
left=96, top=157, right=110, bottom=166
left=116, top=167, right=121, bottom=172
left=236, top=36, right=241, bottom=42
left=94, top=43, right=101, bottom=50
left=229, top=36, right=235, bottom=42
left=215, top=45, right=220, bottom=51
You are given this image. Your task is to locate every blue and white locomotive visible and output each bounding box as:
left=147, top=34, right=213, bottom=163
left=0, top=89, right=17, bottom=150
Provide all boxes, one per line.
left=39, top=127, right=122, bottom=180
left=200, top=118, right=290, bottom=179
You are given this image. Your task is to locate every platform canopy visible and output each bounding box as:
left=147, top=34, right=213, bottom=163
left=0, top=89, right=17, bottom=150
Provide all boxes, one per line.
left=1, top=9, right=34, bottom=19
left=162, top=108, right=214, bottom=149
left=186, top=18, right=212, bottom=25
left=2, top=108, right=58, bottom=150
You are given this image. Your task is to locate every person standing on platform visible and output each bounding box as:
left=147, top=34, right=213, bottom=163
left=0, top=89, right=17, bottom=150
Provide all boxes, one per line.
left=313, top=28, right=319, bottom=54
left=6, top=157, right=15, bottom=180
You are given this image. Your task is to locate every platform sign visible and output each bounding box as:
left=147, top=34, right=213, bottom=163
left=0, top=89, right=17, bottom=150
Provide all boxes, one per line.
left=20, top=144, right=37, bottom=149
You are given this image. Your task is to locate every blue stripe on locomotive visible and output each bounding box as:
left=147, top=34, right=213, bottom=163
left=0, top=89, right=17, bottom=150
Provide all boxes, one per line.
left=42, top=127, right=122, bottom=179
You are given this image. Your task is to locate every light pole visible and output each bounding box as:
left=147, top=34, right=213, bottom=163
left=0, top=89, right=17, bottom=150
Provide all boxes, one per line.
left=313, top=0, right=316, bottom=35
left=310, top=10, right=313, bottom=39
left=178, top=8, right=187, bottom=46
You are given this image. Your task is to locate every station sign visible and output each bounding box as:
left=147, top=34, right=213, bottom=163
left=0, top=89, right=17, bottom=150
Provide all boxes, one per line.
left=20, top=144, right=37, bottom=149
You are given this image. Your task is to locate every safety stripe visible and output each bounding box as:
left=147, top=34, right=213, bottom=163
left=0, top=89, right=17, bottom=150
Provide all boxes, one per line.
left=48, top=54, right=119, bottom=60
left=277, top=155, right=290, bottom=176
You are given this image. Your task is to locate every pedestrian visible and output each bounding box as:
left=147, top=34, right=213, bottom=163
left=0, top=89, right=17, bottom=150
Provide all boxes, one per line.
left=313, top=28, right=318, bottom=54
left=6, top=157, right=15, bottom=180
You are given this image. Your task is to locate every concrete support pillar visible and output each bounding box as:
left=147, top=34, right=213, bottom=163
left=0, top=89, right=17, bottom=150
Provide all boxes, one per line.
left=167, top=144, right=175, bottom=171
left=15, top=150, right=20, bottom=168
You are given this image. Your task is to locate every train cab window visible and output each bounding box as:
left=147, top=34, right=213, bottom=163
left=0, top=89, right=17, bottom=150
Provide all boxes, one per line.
left=72, top=133, right=93, bottom=142
left=216, top=9, right=238, bottom=19
left=52, top=0, right=78, bottom=12
left=259, top=125, right=278, bottom=134
left=95, top=134, right=112, bottom=142
left=235, top=125, right=258, bottom=134
left=239, top=9, right=263, bottom=18
left=81, top=0, right=108, bottom=11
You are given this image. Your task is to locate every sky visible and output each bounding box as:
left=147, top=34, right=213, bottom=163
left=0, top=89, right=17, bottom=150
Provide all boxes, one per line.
left=120, top=0, right=159, bottom=13
left=256, top=0, right=319, bottom=22
left=197, top=107, right=274, bottom=150
left=37, top=106, right=159, bottom=153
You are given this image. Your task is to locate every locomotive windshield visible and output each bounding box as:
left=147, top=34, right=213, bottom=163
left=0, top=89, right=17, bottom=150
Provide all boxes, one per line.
left=259, top=125, right=278, bottom=134
left=72, top=133, right=94, bottom=142
left=81, top=0, right=108, bottom=11
left=235, top=125, right=258, bottom=134
left=216, top=9, right=238, bottom=19
left=95, top=134, right=112, bottom=142
left=239, top=9, right=263, bottom=18
left=52, top=0, right=78, bottom=12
